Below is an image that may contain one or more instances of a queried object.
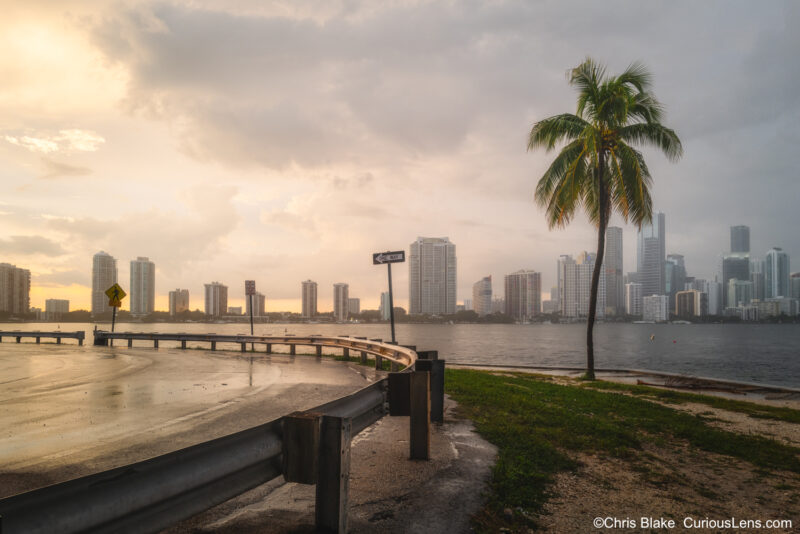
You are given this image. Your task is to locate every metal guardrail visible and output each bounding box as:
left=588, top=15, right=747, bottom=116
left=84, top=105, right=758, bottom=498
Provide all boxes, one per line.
left=0, top=336, right=428, bottom=534
left=0, top=331, right=85, bottom=345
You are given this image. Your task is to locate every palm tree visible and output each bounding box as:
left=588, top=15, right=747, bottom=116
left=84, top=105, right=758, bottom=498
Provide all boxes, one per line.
left=528, top=58, right=682, bottom=379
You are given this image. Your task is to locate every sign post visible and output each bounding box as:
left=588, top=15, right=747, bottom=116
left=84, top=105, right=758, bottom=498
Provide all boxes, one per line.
left=105, top=283, right=127, bottom=335
left=372, top=251, right=405, bottom=344
left=245, top=280, right=256, bottom=351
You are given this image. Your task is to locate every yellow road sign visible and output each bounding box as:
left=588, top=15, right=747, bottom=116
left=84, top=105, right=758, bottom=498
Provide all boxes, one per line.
left=105, top=283, right=126, bottom=304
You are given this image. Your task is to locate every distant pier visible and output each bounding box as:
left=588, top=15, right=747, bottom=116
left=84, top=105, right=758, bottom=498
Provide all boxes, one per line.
left=0, top=330, right=85, bottom=346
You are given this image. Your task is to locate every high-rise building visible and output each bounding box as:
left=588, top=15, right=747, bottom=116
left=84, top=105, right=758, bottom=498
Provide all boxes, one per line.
left=45, top=299, right=69, bottom=321
left=227, top=306, right=242, bottom=315
left=749, top=258, right=766, bottom=302
left=605, top=226, right=624, bottom=315
left=204, top=282, right=228, bottom=317
left=409, top=237, right=457, bottom=315
left=491, top=298, right=505, bottom=313
left=730, top=225, right=750, bottom=254
left=721, top=254, right=750, bottom=307
left=380, top=292, right=391, bottom=320
left=765, top=247, right=790, bottom=298
left=246, top=292, right=266, bottom=317
left=637, top=212, right=666, bottom=298
left=791, top=273, right=800, bottom=300
left=504, top=270, right=541, bottom=321
left=0, top=263, right=30, bottom=315
left=665, top=254, right=686, bottom=313
left=625, top=282, right=643, bottom=316
left=472, top=276, right=492, bottom=317
left=91, top=251, right=117, bottom=317
left=130, top=257, right=155, bottom=316
left=642, top=294, right=668, bottom=322
left=558, top=253, right=605, bottom=318
left=727, top=279, right=753, bottom=308
left=462, top=299, right=472, bottom=311
left=301, top=280, right=318, bottom=318
left=169, top=289, right=190, bottom=316
left=348, top=298, right=360, bottom=315
left=707, top=280, right=722, bottom=316
left=675, top=290, right=707, bottom=317
left=333, top=283, right=349, bottom=322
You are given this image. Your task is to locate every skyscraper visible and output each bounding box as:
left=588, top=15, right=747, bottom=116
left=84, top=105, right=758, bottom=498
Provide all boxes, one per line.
left=791, top=273, right=800, bottom=300
left=91, top=251, right=117, bottom=317
left=45, top=299, right=69, bottom=321
left=130, top=257, right=155, bottom=316
left=749, top=258, right=766, bottom=302
left=558, top=253, right=605, bottom=318
left=0, top=263, right=31, bottom=315
left=333, top=283, right=349, bottom=322
left=169, top=289, right=190, bottom=316
left=557, top=255, right=577, bottom=317
left=408, top=237, right=457, bottom=315
left=637, top=212, right=666, bottom=298
left=727, top=279, right=753, bottom=308
left=665, top=254, right=686, bottom=313
left=604, top=226, right=624, bottom=315
left=504, top=270, right=541, bottom=321
left=765, top=247, right=790, bottom=298
left=730, top=225, right=750, bottom=254
left=301, top=280, right=318, bottom=318
left=625, top=282, right=643, bottom=316
left=380, top=291, right=391, bottom=320
left=347, top=298, right=360, bottom=315
left=204, top=282, right=228, bottom=316
left=472, top=276, right=492, bottom=317
left=721, top=254, right=749, bottom=307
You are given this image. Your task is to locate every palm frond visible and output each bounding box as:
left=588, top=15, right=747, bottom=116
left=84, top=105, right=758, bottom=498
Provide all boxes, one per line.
left=608, top=141, right=653, bottom=226
left=570, top=58, right=605, bottom=119
left=618, top=123, right=683, bottom=161
left=528, top=114, right=590, bottom=152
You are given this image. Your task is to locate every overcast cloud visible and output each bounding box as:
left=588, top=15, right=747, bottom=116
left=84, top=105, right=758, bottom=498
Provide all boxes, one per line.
left=1, top=0, right=797, bottom=311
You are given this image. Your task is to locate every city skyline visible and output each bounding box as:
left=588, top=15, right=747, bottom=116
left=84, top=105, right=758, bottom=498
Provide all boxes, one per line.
left=1, top=2, right=799, bottom=313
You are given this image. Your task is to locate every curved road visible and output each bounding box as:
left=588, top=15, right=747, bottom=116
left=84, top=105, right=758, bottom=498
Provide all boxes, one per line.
left=0, top=343, right=381, bottom=498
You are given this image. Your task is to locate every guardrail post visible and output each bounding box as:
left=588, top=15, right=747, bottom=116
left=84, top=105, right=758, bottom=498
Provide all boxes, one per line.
left=241, top=342, right=246, bottom=352
left=316, top=345, right=322, bottom=358
left=387, top=373, right=410, bottom=416
left=211, top=341, right=216, bottom=351
left=409, top=371, right=430, bottom=460
left=128, top=338, right=133, bottom=347
left=342, top=347, right=349, bottom=359
left=154, top=339, right=159, bottom=349
left=360, top=351, right=368, bottom=364
left=415, top=359, right=445, bottom=423
left=181, top=340, right=187, bottom=349
left=316, top=415, right=352, bottom=533
left=417, top=350, right=438, bottom=360
left=56, top=337, right=61, bottom=344
left=282, top=412, right=320, bottom=484
left=266, top=343, right=272, bottom=354
left=290, top=344, right=296, bottom=356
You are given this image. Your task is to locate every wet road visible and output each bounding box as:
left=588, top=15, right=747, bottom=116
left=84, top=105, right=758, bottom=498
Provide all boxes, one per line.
left=0, top=343, right=381, bottom=498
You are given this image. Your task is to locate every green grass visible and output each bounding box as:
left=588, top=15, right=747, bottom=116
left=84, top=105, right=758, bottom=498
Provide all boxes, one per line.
left=445, top=369, right=800, bottom=531
left=581, top=380, right=800, bottom=423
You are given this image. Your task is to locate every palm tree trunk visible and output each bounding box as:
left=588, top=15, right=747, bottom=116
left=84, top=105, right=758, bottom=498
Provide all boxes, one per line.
left=586, top=152, right=608, bottom=380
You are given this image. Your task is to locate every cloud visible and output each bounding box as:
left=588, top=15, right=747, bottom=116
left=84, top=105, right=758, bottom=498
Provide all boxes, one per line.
left=34, top=269, right=87, bottom=288
left=0, top=235, right=66, bottom=256
left=3, top=129, right=105, bottom=154
left=40, top=157, right=93, bottom=179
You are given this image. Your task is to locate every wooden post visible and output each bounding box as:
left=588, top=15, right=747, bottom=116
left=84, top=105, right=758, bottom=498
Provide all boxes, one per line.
left=211, top=341, right=216, bottom=351
left=375, top=355, right=383, bottom=371
left=390, top=361, right=399, bottom=372
left=282, top=412, right=320, bottom=484
left=241, top=342, right=246, bottom=352
left=16, top=337, right=21, bottom=343
left=154, top=339, right=159, bottom=349
left=387, top=372, right=411, bottom=416
left=360, top=351, right=368, bottom=364
left=266, top=343, right=272, bottom=354
left=316, top=415, right=352, bottom=533
left=316, top=345, right=322, bottom=357
left=342, top=347, right=349, bottom=359
left=128, top=338, right=133, bottom=348
left=181, top=340, right=187, bottom=349
left=56, top=337, right=61, bottom=344
left=409, top=371, right=430, bottom=460
left=36, top=337, right=40, bottom=344
left=290, top=345, right=296, bottom=356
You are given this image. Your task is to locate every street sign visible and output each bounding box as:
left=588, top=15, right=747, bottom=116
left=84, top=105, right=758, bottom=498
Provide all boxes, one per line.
left=105, top=283, right=126, bottom=308
left=372, top=251, right=405, bottom=265
left=245, top=280, right=256, bottom=296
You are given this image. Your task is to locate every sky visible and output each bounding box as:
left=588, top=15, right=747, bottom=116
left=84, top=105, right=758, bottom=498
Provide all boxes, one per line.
left=1, top=0, right=798, bottom=313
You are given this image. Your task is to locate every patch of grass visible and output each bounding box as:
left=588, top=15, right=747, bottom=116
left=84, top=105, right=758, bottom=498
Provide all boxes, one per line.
left=445, top=369, right=800, bottom=533
left=582, top=380, right=800, bottom=423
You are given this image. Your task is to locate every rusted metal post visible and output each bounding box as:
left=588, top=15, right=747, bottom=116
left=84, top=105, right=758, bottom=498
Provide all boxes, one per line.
left=409, top=371, right=430, bottom=460
left=316, top=415, right=352, bottom=533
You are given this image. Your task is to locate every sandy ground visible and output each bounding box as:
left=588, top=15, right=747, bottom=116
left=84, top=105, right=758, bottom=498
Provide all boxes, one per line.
left=166, top=397, right=497, bottom=533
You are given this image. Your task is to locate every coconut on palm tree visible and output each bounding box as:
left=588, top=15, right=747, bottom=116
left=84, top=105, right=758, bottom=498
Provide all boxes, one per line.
left=528, top=58, right=682, bottom=379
